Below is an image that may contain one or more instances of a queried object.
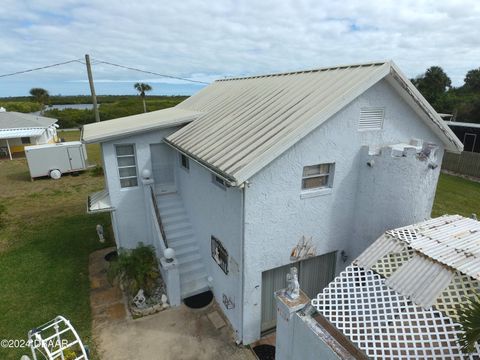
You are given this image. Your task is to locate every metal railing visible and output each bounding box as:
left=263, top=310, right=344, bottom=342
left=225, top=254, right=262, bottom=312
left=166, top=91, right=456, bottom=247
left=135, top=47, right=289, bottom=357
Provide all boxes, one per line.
left=150, top=186, right=169, bottom=249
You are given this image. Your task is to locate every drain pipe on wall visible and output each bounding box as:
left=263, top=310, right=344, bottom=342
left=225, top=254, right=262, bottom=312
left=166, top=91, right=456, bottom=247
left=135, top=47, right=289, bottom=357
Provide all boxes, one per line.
left=238, top=180, right=249, bottom=345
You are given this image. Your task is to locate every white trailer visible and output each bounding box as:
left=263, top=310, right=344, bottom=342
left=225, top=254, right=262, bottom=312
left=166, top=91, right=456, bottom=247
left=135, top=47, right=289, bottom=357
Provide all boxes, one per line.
left=25, top=141, right=89, bottom=179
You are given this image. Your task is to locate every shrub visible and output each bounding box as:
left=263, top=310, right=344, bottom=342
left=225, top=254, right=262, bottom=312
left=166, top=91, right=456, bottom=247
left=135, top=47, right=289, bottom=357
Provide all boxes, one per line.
left=458, top=294, right=480, bottom=353
left=107, top=243, right=159, bottom=296
left=90, top=164, right=104, bottom=177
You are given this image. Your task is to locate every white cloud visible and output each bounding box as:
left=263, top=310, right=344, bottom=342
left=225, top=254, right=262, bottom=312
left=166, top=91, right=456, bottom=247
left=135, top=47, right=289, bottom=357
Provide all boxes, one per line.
left=0, top=0, right=479, bottom=96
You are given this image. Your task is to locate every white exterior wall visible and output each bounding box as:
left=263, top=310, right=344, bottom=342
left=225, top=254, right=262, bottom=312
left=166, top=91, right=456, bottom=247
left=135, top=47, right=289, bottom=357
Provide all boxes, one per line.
left=241, top=79, right=444, bottom=344
left=102, top=128, right=180, bottom=249
left=175, top=157, right=244, bottom=340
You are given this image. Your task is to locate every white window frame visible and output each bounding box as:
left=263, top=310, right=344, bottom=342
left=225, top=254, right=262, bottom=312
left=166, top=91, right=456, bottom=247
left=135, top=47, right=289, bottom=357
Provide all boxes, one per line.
left=115, top=144, right=138, bottom=189
left=180, top=153, right=190, bottom=171
left=300, top=163, right=334, bottom=198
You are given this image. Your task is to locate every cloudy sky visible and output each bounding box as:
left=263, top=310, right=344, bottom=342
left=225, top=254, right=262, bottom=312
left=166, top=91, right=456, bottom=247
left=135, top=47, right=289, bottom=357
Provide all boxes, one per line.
left=1, top=0, right=479, bottom=97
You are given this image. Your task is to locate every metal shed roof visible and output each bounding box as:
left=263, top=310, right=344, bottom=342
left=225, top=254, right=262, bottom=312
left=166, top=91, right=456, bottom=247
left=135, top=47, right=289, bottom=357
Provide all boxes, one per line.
left=166, top=60, right=462, bottom=184
left=0, top=112, right=57, bottom=131
left=81, top=107, right=201, bottom=143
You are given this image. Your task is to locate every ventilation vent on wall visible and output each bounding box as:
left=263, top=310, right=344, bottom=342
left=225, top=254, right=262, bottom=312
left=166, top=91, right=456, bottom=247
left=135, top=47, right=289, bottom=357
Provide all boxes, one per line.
left=359, top=107, right=385, bottom=131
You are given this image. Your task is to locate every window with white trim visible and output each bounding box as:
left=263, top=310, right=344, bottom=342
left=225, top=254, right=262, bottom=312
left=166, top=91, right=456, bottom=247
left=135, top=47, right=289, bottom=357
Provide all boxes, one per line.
left=115, top=144, right=138, bottom=188
left=301, top=163, right=334, bottom=190
left=180, top=153, right=190, bottom=170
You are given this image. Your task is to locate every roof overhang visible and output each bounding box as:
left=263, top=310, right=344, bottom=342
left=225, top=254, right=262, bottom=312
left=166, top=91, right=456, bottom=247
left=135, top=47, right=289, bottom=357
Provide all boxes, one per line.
left=386, top=62, right=463, bottom=153
left=87, top=190, right=114, bottom=213
left=0, top=128, right=46, bottom=139
left=81, top=107, right=202, bottom=144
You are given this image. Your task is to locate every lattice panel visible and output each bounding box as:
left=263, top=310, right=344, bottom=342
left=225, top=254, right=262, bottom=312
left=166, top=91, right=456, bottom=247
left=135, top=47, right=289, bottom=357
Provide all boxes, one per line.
left=312, top=266, right=480, bottom=360
left=386, top=227, right=418, bottom=244
left=435, top=271, right=480, bottom=322
left=371, top=247, right=415, bottom=278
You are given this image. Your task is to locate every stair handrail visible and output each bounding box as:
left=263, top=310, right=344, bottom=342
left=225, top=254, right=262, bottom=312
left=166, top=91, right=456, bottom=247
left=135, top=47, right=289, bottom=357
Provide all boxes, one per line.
left=150, top=186, right=169, bottom=249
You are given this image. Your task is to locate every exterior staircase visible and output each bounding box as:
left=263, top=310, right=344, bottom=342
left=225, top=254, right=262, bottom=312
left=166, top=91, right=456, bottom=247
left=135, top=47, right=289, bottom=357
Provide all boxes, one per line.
left=156, top=192, right=209, bottom=299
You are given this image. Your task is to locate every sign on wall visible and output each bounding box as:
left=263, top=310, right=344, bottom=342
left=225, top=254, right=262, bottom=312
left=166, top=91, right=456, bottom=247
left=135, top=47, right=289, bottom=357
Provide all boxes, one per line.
left=211, top=236, right=229, bottom=274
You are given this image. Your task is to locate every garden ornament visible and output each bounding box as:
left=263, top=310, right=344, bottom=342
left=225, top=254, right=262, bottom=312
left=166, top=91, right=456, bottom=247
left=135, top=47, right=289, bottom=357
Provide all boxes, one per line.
left=286, top=267, right=300, bottom=300
left=133, top=289, right=147, bottom=308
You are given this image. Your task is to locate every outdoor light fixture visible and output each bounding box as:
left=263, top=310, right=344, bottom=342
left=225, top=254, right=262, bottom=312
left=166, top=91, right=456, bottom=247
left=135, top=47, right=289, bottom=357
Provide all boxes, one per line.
left=141, top=168, right=152, bottom=179
left=164, top=248, right=175, bottom=263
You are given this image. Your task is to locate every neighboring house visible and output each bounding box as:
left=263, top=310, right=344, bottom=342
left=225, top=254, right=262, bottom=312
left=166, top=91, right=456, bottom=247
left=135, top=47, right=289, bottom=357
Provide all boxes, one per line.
left=82, top=60, right=462, bottom=345
left=0, top=110, right=58, bottom=160
left=445, top=121, right=480, bottom=152
left=275, top=215, right=480, bottom=359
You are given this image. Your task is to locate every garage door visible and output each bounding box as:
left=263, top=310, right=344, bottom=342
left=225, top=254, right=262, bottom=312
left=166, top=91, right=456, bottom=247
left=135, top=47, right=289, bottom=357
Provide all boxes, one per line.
left=261, top=251, right=337, bottom=332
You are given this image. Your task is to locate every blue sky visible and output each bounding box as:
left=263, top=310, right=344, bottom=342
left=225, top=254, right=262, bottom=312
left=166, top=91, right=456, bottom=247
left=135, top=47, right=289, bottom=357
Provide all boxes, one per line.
left=1, top=0, right=479, bottom=97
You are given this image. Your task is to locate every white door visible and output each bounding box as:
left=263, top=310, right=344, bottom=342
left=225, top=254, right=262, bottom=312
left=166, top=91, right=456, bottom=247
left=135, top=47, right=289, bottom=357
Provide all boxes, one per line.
left=260, top=251, right=337, bottom=332
left=150, top=143, right=175, bottom=193
left=67, top=146, right=84, bottom=170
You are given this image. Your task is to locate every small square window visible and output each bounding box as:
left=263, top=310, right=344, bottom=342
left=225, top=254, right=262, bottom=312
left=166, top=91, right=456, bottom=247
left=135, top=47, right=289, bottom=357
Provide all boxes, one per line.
left=180, top=154, right=190, bottom=170
left=21, top=137, right=31, bottom=144
left=212, top=174, right=228, bottom=189
left=211, top=236, right=228, bottom=274
left=301, top=163, right=334, bottom=190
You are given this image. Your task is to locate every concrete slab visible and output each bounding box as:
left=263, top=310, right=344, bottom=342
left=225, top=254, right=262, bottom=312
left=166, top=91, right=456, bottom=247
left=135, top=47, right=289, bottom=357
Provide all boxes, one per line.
left=94, top=304, right=255, bottom=360
left=89, top=247, right=254, bottom=360
left=207, top=310, right=226, bottom=330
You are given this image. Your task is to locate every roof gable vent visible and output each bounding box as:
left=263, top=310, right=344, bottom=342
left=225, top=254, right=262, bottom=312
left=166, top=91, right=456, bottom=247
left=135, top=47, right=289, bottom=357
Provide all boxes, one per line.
left=359, top=107, right=384, bottom=131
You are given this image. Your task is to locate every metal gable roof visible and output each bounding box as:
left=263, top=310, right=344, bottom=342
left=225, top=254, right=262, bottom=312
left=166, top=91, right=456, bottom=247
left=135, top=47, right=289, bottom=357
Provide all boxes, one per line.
left=0, top=112, right=57, bottom=130
left=167, top=60, right=462, bottom=184
left=81, top=107, right=202, bottom=143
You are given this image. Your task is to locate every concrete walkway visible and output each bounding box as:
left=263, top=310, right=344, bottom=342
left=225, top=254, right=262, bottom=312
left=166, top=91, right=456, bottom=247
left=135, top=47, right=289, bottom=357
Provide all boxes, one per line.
left=90, top=247, right=255, bottom=360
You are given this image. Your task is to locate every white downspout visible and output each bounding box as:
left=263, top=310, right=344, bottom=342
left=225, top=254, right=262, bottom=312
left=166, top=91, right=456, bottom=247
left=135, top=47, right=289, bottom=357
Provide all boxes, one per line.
left=6, top=139, right=12, bottom=160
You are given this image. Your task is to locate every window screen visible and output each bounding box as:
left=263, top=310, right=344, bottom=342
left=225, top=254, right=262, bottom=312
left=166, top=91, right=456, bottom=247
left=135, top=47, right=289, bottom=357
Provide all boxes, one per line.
left=302, top=163, right=333, bottom=190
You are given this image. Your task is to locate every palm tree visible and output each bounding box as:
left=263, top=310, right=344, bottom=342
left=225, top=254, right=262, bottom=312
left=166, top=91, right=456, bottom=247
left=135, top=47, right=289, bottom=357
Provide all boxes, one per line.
left=458, top=294, right=480, bottom=353
left=29, top=88, right=49, bottom=114
left=134, top=83, right=152, bottom=113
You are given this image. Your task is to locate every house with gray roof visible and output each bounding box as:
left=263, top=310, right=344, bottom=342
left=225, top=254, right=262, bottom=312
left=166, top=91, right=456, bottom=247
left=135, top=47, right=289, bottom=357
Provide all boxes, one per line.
left=82, top=60, right=462, bottom=344
left=0, top=109, right=58, bottom=160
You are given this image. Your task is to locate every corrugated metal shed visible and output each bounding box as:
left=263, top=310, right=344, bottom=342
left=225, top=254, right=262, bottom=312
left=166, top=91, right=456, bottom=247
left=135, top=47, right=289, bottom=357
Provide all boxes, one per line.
left=82, top=108, right=201, bottom=143
left=166, top=60, right=462, bottom=184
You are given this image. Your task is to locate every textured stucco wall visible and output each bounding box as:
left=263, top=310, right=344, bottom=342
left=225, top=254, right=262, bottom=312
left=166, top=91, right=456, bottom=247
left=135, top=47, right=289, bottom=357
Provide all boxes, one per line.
left=241, top=79, right=445, bottom=344
left=102, top=127, right=180, bottom=249
left=175, top=156, right=244, bottom=340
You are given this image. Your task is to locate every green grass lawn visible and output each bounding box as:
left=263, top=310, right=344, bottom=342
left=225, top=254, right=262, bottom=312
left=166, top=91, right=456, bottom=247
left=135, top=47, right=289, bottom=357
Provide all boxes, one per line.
left=0, top=131, right=110, bottom=359
left=432, top=173, right=480, bottom=217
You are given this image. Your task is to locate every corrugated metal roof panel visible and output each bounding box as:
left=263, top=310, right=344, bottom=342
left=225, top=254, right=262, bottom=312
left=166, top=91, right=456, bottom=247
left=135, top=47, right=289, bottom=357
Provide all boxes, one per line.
left=391, top=215, right=480, bottom=280
left=81, top=107, right=202, bottom=143
left=167, top=61, right=462, bottom=183
left=355, top=234, right=405, bottom=269
left=0, top=112, right=57, bottom=129
left=385, top=254, right=453, bottom=308
left=0, top=128, right=46, bottom=139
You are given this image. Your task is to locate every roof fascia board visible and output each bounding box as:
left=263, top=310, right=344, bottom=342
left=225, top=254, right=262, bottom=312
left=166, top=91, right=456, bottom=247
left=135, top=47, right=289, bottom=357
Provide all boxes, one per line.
left=387, top=63, right=463, bottom=153
left=163, top=138, right=238, bottom=186
left=232, top=63, right=392, bottom=184
left=81, top=117, right=195, bottom=144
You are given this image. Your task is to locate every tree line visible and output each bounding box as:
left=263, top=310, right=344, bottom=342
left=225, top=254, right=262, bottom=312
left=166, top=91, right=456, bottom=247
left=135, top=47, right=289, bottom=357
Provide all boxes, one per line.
left=411, top=66, right=480, bottom=123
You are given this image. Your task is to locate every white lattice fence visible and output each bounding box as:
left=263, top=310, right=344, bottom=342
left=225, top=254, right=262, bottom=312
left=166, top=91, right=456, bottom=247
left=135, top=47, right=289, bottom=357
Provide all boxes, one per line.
left=312, top=266, right=480, bottom=360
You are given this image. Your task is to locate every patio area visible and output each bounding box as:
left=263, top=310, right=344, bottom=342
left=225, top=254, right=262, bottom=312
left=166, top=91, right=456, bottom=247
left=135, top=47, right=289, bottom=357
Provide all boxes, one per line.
left=89, top=247, right=255, bottom=360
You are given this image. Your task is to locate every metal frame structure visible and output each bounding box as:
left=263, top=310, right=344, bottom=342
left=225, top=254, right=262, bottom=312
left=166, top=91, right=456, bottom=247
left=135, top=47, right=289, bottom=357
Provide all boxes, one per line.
left=27, top=316, right=88, bottom=360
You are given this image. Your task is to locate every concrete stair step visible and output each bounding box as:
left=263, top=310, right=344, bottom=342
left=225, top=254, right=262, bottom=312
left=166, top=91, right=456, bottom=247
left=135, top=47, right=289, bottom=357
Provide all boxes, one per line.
left=181, top=277, right=210, bottom=299
left=179, top=261, right=205, bottom=275
left=175, top=245, right=199, bottom=257
left=166, top=228, right=194, bottom=241
left=164, top=222, right=192, bottom=233
left=169, top=237, right=197, bottom=249
left=177, top=253, right=203, bottom=266
left=161, top=213, right=189, bottom=225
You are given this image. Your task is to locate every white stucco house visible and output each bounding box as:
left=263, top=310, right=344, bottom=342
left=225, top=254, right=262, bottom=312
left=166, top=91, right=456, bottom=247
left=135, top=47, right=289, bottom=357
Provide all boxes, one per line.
left=0, top=110, right=58, bottom=160
left=82, top=60, right=462, bottom=345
